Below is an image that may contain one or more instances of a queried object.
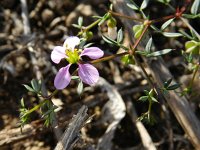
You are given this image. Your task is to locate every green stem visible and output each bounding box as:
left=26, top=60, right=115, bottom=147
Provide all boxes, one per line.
left=188, top=64, right=199, bottom=90
left=148, top=98, right=152, bottom=120
left=22, top=99, right=48, bottom=117
left=180, top=17, right=200, bottom=40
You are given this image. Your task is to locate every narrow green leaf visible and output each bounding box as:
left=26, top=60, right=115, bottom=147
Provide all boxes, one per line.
left=83, top=43, right=94, bottom=48
left=179, top=30, right=193, bottom=40
left=145, top=37, right=153, bottom=52
left=31, top=79, right=40, bottom=92
left=140, top=0, right=149, bottom=10
left=191, top=0, right=200, bottom=15
left=161, top=18, right=174, bottom=31
left=71, top=76, right=79, bottom=80
left=102, top=35, right=118, bottom=45
left=183, top=14, right=200, bottom=19
left=78, top=16, right=83, bottom=26
left=136, top=50, right=148, bottom=56
left=163, top=32, right=183, bottom=37
left=157, top=0, right=171, bottom=4
left=167, top=83, right=181, bottom=90
left=117, top=28, right=123, bottom=43
left=127, top=3, right=139, bottom=10
left=23, top=84, right=35, bottom=92
left=151, top=97, right=158, bottom=103
left=72, top=24, right=81, bottom=29
left=139, top=96, right=148, bottom=102
left=77, top=81, right=83, bottom=95
left=164, top=78, right=172, bottom=88
left=147, top=49, right=172, bottom=57
left=20, top=98, right=25, bottom=108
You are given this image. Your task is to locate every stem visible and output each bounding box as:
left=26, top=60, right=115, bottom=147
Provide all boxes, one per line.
left=151, top=15, right=175, bottom=24
left=109, top=11, right=144, bottom=22
left=180, top=17, right=200, bottom=40
left=22, top=99, right=48, bottom=117
left=83, top=18, right=102, bottom=31
left=188, top=64, right=199, bottom=90
left=42, top=89, right=58, bottom=100
left=148, top=98, right=152, bottom=120
left=130, top=23, right=150, bottom=54
left=90, top=51, right=129, bottom=64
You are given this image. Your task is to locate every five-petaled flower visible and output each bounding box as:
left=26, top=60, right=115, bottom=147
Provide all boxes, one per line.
left=51, top=36, right=104, bottom=89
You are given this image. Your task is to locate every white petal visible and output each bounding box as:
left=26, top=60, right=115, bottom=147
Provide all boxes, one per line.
left=63, top=36, right=80, bottom=50
left=51, top=46, right=66, bottom=64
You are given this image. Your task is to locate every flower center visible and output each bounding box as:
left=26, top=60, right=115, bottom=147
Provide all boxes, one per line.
left=66, top=49, right=80, bottom=64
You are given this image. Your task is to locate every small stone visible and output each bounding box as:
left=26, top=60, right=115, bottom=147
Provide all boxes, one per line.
left=41, top=9, right=54, bottom=24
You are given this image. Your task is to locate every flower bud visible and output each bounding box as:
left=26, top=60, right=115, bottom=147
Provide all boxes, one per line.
left=107, top=26, right=117, bottom=40
left=107, top=17, right=117, bottom=28
left=83, top=31, right=93, bottom=40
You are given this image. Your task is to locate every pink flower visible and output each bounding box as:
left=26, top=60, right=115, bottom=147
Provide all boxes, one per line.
left=51, top=36, right=104, bottom=89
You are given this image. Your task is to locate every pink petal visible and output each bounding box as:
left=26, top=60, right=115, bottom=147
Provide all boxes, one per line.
left=51, top=46, right=66, bottom=64
left=78, top=64, right=99, bottom=85
left=63, top=36, right=80, bottom=50
left=81, top=47, right=104, bottom=59
left=54, top=65, right=71, bottom=89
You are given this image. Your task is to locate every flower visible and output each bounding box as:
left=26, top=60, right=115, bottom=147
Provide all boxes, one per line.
left=107, top=26, right=117, bottom=40
left=51, top=36, right=104, bottom=89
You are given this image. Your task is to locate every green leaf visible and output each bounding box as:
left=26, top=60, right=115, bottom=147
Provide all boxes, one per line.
left=164, top=78, right=172, bottom=88
left=71, top=76, right=79, bottom=80
left=185, top=40, right=199, bottom=54
left=83, top=43, right=94, bottom=48
left=127, top=3, right=139, bottom=10
left=147, top=49, right=172, bottom=57
left=167, top=83, right=181, bottom=90
left=136, top=50, right=148, bottom=56
left=78, top=16, right=83, bottom=26
left=117, top=28, right=123, bottom=43
left=161, top=18, right=174, bottom=31
left=98, top=13, right=109, bottom=26
left=102, top=35, right=118, bottom=45
left=157, top=0, right=171, bottom=4
left=20, top=98, right=25, bottom=108
left=23, top=84, right=35, bottom=92
left=133, top=24, right=144, bottom=39
left=31, top=79, right=40, bottom=92
left=191, top=0, right=200, bottom=15
left=151, top=97, right=158, bottom=103
left=77, top=81, right=83, bottom=95
left=140, top=0, right=149, bottom=10
left=162, top=32, right=183, bottom=37
left=145, top=37, right=153, bottom=52
left=179, top=30, right=194, bottom=40
left=72, top=24, right=81, bottom=29
left=139, top=96, right=148, bottom=102
left=183, top=14, right=200, bottom=19
left=121, top=55, right=135, bottom=65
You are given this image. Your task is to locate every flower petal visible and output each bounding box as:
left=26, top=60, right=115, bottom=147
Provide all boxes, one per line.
left=51, top=46, right=66, bottom=64
left=63, top=36, right=80, bottom=50
left=54, top=65, right=71, bottom=89
left=81, top=47, right=104, bottom=59
left=78, top=64, right=99, bottom=85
